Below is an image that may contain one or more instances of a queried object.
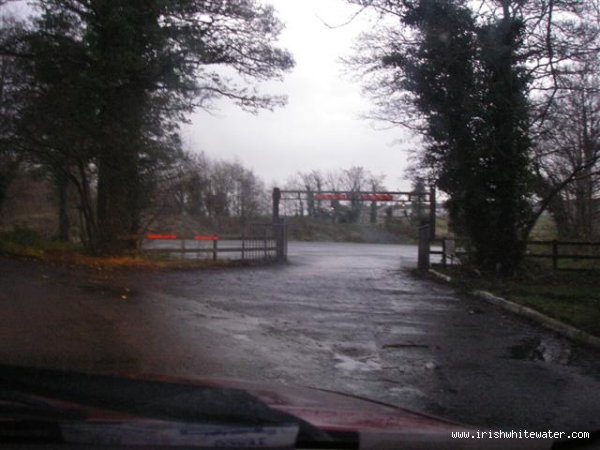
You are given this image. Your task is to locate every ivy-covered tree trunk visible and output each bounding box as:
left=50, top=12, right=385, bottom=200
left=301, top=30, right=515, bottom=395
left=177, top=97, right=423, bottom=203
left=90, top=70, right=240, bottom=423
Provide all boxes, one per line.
left=369, top=0, right=533, bottom=275
left=469, top=6, right=532, bottom=275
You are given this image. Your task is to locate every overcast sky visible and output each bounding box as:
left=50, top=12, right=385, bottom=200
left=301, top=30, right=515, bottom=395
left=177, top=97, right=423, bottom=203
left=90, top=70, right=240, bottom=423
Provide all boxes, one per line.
left=5, top=0, right=416, bottom=190
left=183, top=0, right=414, bottom=190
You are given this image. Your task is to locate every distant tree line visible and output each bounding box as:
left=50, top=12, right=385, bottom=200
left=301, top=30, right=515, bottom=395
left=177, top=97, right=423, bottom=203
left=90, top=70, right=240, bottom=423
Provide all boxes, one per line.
left=0, top=0, right=293, bottom=254
left=348, top=0, right=600, bottom=274
left=146, top=151, right=269, bottom=229
left=283, top=167, right=388, bottom=224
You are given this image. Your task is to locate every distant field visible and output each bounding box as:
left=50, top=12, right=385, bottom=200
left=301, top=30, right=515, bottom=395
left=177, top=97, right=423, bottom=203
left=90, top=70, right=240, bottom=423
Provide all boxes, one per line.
left=529, top=214, right=558, bottom=240
left=286, top=217, right=419, bottom=244
left=433, top=213, right=558, bottom=241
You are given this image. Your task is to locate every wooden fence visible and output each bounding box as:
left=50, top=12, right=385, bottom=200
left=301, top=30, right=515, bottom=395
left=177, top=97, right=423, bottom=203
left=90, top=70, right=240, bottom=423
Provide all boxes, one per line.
left=430, top=238, right=600, bottom=271
left=526, top=240, right=600, bottom=270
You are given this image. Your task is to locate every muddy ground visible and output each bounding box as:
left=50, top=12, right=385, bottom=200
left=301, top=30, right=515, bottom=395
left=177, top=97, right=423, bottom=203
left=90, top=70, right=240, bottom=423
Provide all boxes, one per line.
left=1, top=242, right=599, bottom=431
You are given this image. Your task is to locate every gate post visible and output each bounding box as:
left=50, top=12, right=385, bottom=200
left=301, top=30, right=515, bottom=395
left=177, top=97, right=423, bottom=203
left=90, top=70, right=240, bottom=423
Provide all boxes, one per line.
left=418, top=222, right=430, bottom=272
left=241, top=230, right=245, bottom=261
left=272, top=187, right=281, bottom=222
left=272, top=188, right=287, bottom=262
left=429, top=186, right=436, bottom=241
left=275, top=219, right=287, bottom=262
left=283, top=219, right=288, bottom=260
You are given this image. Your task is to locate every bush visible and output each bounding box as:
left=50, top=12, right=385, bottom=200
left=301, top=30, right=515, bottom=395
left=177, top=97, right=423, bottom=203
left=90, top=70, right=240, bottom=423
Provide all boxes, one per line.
left=0, top=226, right=43, bottom=247
left=0, top=226, right=81, bottom=256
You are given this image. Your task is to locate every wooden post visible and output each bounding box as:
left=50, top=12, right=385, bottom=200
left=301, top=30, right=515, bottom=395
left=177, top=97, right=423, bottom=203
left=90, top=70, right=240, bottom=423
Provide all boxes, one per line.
left=272, top=187, right=287, bottom=262
left=282, top=219, right=288, bottom=261
left=212, top=239, right=217, bottom=261
left=429, top=186, right=436, bottom=241
left=552, top=239, right=558, bottom=270
left=272, top=187, right=281, bottom=222
left=442, top=239, right=447, bottom=268
left=275, top=222, right=282, bottom=261
left=264, top=227, right=268, bottom=259
left=275, top=220, right=288, bottom=262
left=181, top=236, right=185, bottom=259
left=241, top=231, right=245, bottom=261
left=418, top=222, right=430, bottom=272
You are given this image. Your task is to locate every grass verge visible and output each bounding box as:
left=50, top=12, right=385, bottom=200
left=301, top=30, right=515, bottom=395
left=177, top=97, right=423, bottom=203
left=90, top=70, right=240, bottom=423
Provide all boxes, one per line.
left=433, top=265, right=600, bottom=338
left=0, top=227, right=251, bottom=270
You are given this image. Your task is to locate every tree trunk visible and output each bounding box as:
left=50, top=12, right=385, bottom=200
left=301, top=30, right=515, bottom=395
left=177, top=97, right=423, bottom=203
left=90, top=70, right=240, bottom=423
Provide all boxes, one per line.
left=96, top=148, right=140, bottom=254
left=56, top=173, right=70, bottom=242
left=0, top=155, right=21, bottom=223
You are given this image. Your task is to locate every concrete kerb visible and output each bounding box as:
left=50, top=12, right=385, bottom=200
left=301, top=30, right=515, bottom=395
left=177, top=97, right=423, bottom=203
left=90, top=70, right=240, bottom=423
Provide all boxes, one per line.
left=428, top=268, right=600, bottom=350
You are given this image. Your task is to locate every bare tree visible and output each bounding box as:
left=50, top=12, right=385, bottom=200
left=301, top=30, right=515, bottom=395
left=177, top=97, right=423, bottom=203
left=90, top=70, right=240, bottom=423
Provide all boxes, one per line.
left=532, top=71, right=600, bottom=239
left=368, top=173, right=386, bottom=223
left=3, top=0, right=293, bottom=253
left=285, top=167, right=386, bottom=223
left=297, top=170, right=328, bottom=217
left=346, top=0, right=600, bottom=272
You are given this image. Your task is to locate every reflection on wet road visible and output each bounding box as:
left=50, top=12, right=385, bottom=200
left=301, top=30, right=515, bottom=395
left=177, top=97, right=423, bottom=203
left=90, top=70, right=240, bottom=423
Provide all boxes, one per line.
left=133, top=242, right=600, bottom=431
left=2, top=242, right=599, bottom=432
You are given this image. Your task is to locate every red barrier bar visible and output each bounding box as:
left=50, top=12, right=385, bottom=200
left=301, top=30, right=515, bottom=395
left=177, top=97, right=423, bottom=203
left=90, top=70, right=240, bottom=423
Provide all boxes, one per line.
left=361, top=194, right=394, bottom=201
left=146, top=233, right=178, bottom=240
left=314, top=193, right=349, bottom=200
left=314, top=193, right=395, bottom=201
left=194, top=235, right=219, bottom=241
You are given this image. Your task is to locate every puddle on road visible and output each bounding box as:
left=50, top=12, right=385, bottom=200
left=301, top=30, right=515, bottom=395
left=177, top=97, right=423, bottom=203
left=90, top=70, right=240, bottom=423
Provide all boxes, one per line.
left=334, top=353, right=381, bottom=372
left=79, top=283, right=135, bottom=300
left=371, top=287, right=418, bottom=296
left=506, top=336, right=571, bottom=365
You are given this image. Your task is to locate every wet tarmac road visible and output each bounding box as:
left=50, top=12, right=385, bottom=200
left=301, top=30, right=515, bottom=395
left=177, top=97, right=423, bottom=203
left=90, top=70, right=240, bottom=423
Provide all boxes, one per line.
left=1, top=242, right=600, bottom=431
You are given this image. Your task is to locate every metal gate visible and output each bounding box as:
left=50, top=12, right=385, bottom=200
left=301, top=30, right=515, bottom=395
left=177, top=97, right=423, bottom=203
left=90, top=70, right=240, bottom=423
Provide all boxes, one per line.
left=142, top=221, right=287, bottom=262
left=271, top=186, right=435, bottom=268
left=240, top=221, right=287, bottom=262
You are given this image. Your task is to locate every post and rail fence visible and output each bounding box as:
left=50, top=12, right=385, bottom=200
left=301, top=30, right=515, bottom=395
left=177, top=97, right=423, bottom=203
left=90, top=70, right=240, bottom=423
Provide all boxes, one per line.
left=524, top=240, right=600, bottom=271
left=421, top=234, right=600, bottom=271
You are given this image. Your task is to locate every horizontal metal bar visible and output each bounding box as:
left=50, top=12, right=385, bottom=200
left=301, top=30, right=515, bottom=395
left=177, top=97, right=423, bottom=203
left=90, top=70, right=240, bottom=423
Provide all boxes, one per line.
left=144, top=247, right=277, bottom=254
left=528, top=240, right=600, bottom=246
left=431, top=240, right=600, bottom=246
left=433, top=251, right=600, bottom=261
left=143, top=236, right=274, bottom=242
left=206, top=247, right=277, bottom=253
left=524, top=254, right=600, bottom=260
left=278, top=190, right=428, bottom=196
